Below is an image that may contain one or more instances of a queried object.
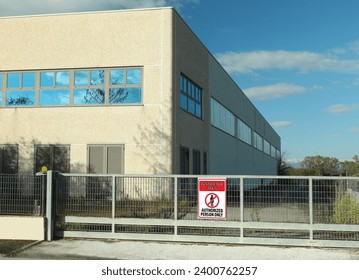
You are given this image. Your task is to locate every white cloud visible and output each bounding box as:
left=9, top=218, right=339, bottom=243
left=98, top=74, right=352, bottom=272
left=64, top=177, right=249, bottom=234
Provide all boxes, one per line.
left=347, top=39, right=359, bottom=56
left=0, top=0, right=173, bottom=16
left=326, top=103, right=359, bottom=113
left=243, top=83, right=306, bottom=100
left=350, top=127, right=359, bottom=133
left=215, top=50, right=359, bottom=74
left=271, top=121, right=292, bottom=128
left=286, top=158, right=302, bottom=166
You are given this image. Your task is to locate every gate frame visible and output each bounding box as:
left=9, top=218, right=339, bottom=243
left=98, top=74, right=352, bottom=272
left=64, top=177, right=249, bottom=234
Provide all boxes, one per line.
left=50, top=173, right=359, bottom=248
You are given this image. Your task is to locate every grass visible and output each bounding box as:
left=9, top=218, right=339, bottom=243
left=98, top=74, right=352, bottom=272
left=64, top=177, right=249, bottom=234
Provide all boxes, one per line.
left=332, top=192, right=359, bottom=224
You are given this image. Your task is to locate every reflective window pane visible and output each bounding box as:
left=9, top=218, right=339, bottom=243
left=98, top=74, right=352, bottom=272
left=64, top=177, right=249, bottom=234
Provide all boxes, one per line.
left=74, top=88, right=105, bottom=104
left=40, top=72, right=54, bottom=87
left=22, top=72, right=35, bottom=88
left=196, top=103, right=202, bottom=118
left=196, top=88, right=201, bottom=102
left=110, top=69, right=124, bottom=85
left=75, top=71, right=88, bottom=86
left=90, top=70, right=104, bottom=85
left=7, top=73, right=20, bottom=88
left=0, top=91, right=2, bottom=106
left=56, top=72, right=70, bottom=86
left=188, top=98, right=195, bottom=114
left=40, top=90, right=70, bottom=106
left=0, top=74, right=3, bottom=87
left=110, top=88, right=141, bottom=104
left=6, top=90, right=35, bottom=106
left=180, top=93, right=187, bottom=110
left=126, top=69, right=142, bottom=84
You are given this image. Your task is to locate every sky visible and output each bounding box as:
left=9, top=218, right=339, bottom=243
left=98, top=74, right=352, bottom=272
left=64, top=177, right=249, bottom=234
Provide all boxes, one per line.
left=0, top=0, right=358, bottom=165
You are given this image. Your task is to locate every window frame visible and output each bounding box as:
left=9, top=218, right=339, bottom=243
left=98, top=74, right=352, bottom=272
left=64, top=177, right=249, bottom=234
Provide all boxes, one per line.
left=0, top=145, right=19, bottom=174
left=0, top=67, right=143, bottom=107
left=34, top=144, right=70, bottom=173
left=180, top=73, right=203, bottom=119
left=87, top=144, right=124, bottom=174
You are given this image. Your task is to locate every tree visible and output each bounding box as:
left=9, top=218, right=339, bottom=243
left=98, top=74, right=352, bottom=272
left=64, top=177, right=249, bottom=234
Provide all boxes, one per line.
left=341, top=155, right=359, bottom=176
left=7, top=96, right=34, bottom=106
left=301, top=155, right=340, bottom=176
left=277, top=152, right=291, bottom=175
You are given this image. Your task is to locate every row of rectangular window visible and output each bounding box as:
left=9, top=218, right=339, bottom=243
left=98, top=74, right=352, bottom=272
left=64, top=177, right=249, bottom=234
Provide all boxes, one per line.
left=0, top=145, right=69, bottom=174
left=0, top=144, right=125, bottom=174
left=180, top=146, right=207, bottom=175
left=180, top=74, right=202, bottom=118
left=210, top=98, right=280, bottom=159
left=0, top=68, right=142, bottom=107
left=1, top=69, right=141, bottom=89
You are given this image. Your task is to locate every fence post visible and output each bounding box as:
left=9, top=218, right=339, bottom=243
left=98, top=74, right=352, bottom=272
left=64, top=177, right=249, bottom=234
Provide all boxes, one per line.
left=174, top=176, right=178, bottom=237
left=240, top=176, right=244, bottom=243
left=112, top=175, right=116, bottom=233
left=46, top=170, right=53, bottom=241
left=309, top=177, right=313, bottom=242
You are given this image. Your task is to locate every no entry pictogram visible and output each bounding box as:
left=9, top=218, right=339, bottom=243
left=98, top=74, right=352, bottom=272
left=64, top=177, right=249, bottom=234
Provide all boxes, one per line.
left=205, top=193, right=220, bottom=208
left=198, top=178, right=227, bottom=220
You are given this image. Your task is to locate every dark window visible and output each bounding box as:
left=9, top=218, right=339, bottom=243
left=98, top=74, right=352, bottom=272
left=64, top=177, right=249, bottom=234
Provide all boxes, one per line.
left=35, top=145, right=70, bottom=173
left=180, top=74, right=202, bottom=118
left=0, top=145, right=18, bottom=174
left=193, top=149, right=201, bottom=175
left=88, top=145, right=124, bottom=174
left=180, top=146, right=190, bottom=174
left=203, top=152, right=208, bottom=175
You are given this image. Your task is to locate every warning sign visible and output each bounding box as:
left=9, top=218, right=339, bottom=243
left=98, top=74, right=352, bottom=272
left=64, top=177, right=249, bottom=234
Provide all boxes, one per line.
left=198, top=178, right=227, bottom=220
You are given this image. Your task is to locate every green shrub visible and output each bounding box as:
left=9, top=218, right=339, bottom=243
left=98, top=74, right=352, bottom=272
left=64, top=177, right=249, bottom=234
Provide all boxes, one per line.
left=332, top=193, right=359, bottom=224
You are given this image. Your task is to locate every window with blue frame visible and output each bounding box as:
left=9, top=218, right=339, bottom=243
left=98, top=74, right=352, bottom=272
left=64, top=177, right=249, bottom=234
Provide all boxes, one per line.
left=180, top=73, right=202, bottom=118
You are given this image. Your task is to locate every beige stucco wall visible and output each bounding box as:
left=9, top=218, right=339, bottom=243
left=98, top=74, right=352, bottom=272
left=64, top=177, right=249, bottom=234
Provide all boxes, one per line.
left=0, top=9, right=174, bottom=174
left=0, top=216, right=44, bottom=240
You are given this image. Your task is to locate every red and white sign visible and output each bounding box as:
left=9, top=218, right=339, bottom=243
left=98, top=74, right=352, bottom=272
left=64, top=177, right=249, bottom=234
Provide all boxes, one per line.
left=197, top=178, right=227, bottom=220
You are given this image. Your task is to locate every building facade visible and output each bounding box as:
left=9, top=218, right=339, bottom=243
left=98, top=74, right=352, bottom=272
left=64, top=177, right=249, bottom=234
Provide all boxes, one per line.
left=0, top=8, right=280, bottom=175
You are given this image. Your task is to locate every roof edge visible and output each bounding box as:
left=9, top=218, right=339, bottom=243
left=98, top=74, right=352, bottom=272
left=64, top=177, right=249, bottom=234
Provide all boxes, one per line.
left=0, top=6, right=174, bottom=20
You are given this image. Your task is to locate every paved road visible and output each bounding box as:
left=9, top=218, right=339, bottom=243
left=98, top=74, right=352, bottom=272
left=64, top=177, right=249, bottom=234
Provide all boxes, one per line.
left=3, top=239, right=359, bottom=260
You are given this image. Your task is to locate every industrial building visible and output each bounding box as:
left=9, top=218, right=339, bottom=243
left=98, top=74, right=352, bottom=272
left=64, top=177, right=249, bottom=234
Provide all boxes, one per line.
left=0, top=7, right=280, bottom=175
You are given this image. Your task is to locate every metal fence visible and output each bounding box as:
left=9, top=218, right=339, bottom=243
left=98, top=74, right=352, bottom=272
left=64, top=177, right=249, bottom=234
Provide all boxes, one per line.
left=54, top=173, right=359, bottom=248
left=0, top=174, right=46, bottom=216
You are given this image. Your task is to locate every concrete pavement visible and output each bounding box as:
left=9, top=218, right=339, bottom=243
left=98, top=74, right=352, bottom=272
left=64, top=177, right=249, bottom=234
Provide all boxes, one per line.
left=3, top=238, right=359, bottom=260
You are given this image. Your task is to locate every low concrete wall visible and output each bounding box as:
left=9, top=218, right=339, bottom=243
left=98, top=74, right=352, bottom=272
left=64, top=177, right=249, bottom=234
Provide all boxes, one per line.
left=0, top=216, right=45, bottom=240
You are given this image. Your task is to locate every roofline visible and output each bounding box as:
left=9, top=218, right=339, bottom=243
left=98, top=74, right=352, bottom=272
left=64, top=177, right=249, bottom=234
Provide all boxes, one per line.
left=0, top=6, right=173, bottom=20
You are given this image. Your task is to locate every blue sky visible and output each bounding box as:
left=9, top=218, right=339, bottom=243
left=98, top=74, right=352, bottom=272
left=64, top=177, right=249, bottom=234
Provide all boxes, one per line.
left=1, top=0, right=358, bottom=165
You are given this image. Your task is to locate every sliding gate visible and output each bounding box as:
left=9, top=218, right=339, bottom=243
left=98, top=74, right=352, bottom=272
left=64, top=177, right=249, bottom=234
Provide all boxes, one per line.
left=54, top=173, right=359, bottom=248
